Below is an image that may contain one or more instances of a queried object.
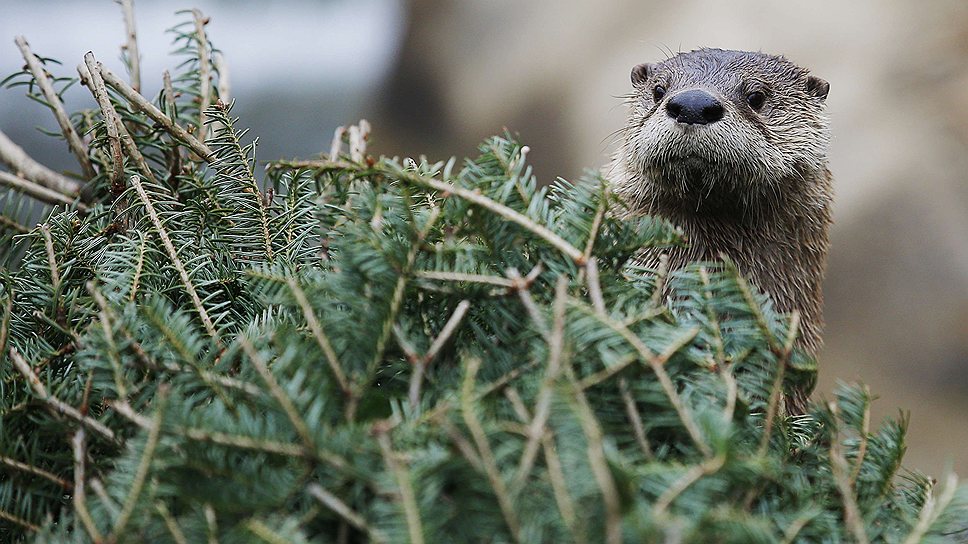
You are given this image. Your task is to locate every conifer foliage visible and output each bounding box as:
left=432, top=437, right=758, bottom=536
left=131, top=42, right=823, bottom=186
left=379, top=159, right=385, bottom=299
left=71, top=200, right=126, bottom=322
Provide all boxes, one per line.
left=1, top=7, right=966, bottom=543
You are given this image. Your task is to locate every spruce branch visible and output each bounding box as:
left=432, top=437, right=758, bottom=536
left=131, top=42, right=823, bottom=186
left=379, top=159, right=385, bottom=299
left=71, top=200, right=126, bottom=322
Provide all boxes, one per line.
left=287, top=277, right=350, bottom=395
left=108, top=385, right=167, bottom=540
left=0, top=508, right=40, bottom=532
left=758, top=310, right=801, bottom=457
left=409, top=299, right=471, bottom=408
left=9, top=347, right=117, bottom=443
left=129, top=175, right=220, bottom=343
left=374, top=423, right=425, bottom=544
left=460, top=357, right=521, bottom=542
left=14, top=36, right=96, bottom=179
left=902, top=472, right=959, bottom=544
left=156, top=501, right=189, bottom=544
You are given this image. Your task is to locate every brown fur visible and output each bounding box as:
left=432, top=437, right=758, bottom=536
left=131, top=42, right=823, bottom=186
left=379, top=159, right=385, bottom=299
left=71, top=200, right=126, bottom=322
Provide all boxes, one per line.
left=608, top=48, right=833, bottom=370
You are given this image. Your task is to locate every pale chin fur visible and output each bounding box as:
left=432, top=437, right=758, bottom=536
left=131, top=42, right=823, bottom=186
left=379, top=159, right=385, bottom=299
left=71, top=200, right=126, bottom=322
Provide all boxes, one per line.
left=625, top=105, right=829, bottom=208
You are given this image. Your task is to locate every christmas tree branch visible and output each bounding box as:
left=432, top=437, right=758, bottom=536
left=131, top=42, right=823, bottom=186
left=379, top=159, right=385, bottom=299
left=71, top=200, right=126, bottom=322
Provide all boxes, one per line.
left=14, top=36, right=96, bottom=179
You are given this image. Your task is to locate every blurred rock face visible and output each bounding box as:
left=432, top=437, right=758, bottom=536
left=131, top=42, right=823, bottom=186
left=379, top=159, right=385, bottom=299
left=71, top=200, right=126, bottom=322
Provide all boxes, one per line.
left=374, top=0, right=968, bottom=476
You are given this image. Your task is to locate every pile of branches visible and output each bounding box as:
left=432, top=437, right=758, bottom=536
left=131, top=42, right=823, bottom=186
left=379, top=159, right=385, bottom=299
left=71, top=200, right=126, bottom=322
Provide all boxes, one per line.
left=0, top=5, right=965, bottom=543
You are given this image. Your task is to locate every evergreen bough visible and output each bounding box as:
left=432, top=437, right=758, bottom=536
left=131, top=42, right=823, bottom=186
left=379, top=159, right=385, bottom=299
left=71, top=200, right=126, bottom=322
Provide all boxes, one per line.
left=0, top=7, right=966, bottom=543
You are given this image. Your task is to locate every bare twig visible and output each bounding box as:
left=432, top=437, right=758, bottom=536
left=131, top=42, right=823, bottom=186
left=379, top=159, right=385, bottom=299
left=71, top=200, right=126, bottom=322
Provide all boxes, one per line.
left=0, top=129, right=80, bottom=195
left=308, top=484, right=385, bottom=542
left=130, top=175, right=220, bottom=342
left=409, top=300, right=471, bottom=409
left=99, top=65, right=213, bottom=159
left=213, top=52, right=230, bottom=102
left=80, top=53, right=125, bottom=192
left=9, top=347, right=117, bottom=442
left=117, top=0, right=141, bottom=92
left=156, top=501, right=189, bottom=544
left=39, top=224, right=60, bottom=291
left=585, top=257, right=607, bottom=315
left=192, top=9, right=212, bottom=141
left=0, top=455, right=71, bottom=489
left=653, top=454, right=726, bottom=515
left=415, top=270, right=515, bottom=288
left=72, top=430, right=104, bottom=542
left=0, top=170, right=86, bottom=209
left=15, top=36, right=95, bottom=178
left=0, top=508, right=39, bottom=532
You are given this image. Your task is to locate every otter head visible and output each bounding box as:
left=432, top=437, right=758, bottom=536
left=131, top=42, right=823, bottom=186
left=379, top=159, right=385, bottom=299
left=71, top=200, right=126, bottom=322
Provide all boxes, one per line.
left=620, top=48, right=830, bottom=214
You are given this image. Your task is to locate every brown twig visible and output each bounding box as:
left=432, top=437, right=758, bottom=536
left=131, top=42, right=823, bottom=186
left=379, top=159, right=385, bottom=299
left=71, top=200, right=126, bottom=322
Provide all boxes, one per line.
left=0, top=170, right=86, bottom=209
left=192, top=9, right=212, bottom=142
left=72, top=430, right=104, bottom=542
left=307, top=484, right=386, bottom=542
left=0, top=129, right=80, bottom=195
left=829, top=403, right=870, bottom=544
left=0, top=455, right=71, bottom=489
left=374, top=425, right=425, bottom=544
left=287, top=278, right=350, bottom=395
left=80, top=53, right=125, bottom=192
left=213, top=52, right=230, bottom=102
left=15, top=36, right=95, bottom=179
left=99, top=65, right=213, bottom=159
left=117, top=0, right=140, bottom=92
left=409, top=300, right=471, bottom=409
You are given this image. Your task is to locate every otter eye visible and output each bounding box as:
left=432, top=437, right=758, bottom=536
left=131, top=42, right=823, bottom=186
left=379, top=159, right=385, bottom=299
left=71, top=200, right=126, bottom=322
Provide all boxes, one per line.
left=653, top=85, right=666, bottom=102
left=747, top=91, right=766, bottom=111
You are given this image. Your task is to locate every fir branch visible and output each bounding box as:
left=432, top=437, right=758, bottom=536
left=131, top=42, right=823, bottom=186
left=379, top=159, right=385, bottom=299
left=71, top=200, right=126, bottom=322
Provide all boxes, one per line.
left=566, top=370, right=622, bottom=544
left=653, top=454, right=727, bottom=515
left=38, top=224, right=61, bottom=291
left=129, top=174, right=220, bottom=343
left=513, top=277, right=567, bottom=492
left=758, top=310, right=800, bottom=457
left=409, top=299, right=471, bottom=408
left=619, top=377, right=654, bottom=460
left=414, top=270, right=516, bottom=288
left=287, top=277, right=350, bottom=395
left=902, top=472, right=959, bottom=544
left=375, top=423, right=425, bottom=544
left=155, top=501, right=189, bottom=544
left=240, top=336, right=315, bottom=452
left=108, top=385, right=167, bottom=539
left=829, top=402, right=870, bottom=544
left=0, top=507, right=40, bottom=532
left=460, top=357, right=521, bottom=542
left=14, top=36, right=95, bottom=179
left=9, top=347, right=117, bottom=443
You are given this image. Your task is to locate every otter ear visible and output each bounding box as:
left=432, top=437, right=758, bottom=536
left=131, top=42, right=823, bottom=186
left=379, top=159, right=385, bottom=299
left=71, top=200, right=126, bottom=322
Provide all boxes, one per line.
left=631, top=63, right=655, bottom=86
left=806, top=75, right=829, bottom=100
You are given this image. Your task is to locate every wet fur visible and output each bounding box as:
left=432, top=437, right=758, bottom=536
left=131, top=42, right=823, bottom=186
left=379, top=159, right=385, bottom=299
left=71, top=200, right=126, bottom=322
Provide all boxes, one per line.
left=608, top=48, right=833, bottom=356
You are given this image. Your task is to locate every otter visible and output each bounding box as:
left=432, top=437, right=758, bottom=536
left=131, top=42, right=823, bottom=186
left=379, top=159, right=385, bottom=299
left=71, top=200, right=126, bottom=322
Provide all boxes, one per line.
left=609, top=48, right=832, bottom=403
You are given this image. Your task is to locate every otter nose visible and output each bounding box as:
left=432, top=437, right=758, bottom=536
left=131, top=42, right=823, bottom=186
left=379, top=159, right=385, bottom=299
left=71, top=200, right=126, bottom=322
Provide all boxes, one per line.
left=665, top=90, right=724, bottom=125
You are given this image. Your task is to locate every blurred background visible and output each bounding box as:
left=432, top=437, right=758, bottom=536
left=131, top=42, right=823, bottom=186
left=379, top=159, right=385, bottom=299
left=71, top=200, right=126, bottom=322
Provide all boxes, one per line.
left=2, top=0, right=966, bottom=476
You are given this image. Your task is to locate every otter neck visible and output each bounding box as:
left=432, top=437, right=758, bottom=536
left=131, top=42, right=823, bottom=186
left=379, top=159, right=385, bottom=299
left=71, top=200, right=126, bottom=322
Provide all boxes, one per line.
left=639, top=171, right=832, bottom=352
